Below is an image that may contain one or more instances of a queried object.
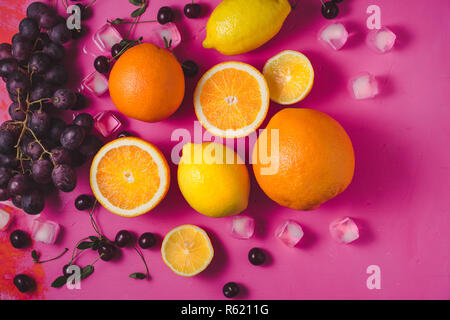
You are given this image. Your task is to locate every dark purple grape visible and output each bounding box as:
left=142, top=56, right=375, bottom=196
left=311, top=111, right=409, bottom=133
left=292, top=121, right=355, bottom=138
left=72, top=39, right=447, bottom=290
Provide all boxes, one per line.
left=50, top=147, right=71, bottom=165
left=19, top=18, right=39, bottom=41
left=321, top=1, right=339, bottom=19
left=27, top=110, right=51, bottom=137
left=70, top=150, right=86, bottom=167
left=44, top=64, right=68, bottom=85
left=60, top=125, right=85, bottom=150
left=29, top=52, right=51, bottom=74
left=13, top=274, right=35, bottom=293
left=157, top=6, right=174, bottom=25
left=75, top=4, right=93, bottom=20
left=38, top=11, right=58, bottom=29
left=94, top=56, right=109, bottom=74
left=71, top=93, right=87, bottom=110
left=74, top=194, right=95, bottom=210
left=7, top=174, right=31, bottom=196
left=248, top=248, right=266, bottom=266
left=27, top=2, right=50, bottom=20
left=0, top=153, right=18, bottom=168
left=49, top=23, right=71, bottom=44
left=184, top=3, right=202, bottom=19
left=12, top=195, right=22, bottom=208
left=52, top=164, right=77, bottom=192
left=0, top=188, right=10, bottom=200
left=0, top=166, right=12, bottom=188
left=0, top=129, right=16, bottom=154
left=0, top=58, right=18, bottom=77
left=25, top=141, right=44, bottom=160
left=115, top=230, right=133, bottom=248
left=21, top=189, right=45, bottom=215
left=138, top=232, right=156, bottom=249
left=79, top=134, right=102, bottom=157
left=223, top=282, right=240, bottom=298
left=30, top=82, right=53, bottom=102
left=53, top=88, right=76, bottom=109
left=48, top=118, right=66, bottom=143
left=182, top=60, right=199, bottom=78
left=8, top=102, right=26, bottom=121
left=73, top=113, right=94, bottom=133
left=34, top=32, right=50, bottom=51
left=117, top=131, right=133, bottom=138
left=98, top=243, right=117, bottom=261
left=42, top=41, right=65, bottom=62
left=11, top=35, right=33, bottom=62
left=0, top=43, right=13, bottom=60
left=1, top=120, right=22, bottom=140
left=10, top=230, right=31, bottom=249
left=71, top=26, right=87, bottom=40
left=31, top=159, right=53, bottom=184
left=6, top=71, right=29, bottom=97
left=111, top=43, right=124, bottom=59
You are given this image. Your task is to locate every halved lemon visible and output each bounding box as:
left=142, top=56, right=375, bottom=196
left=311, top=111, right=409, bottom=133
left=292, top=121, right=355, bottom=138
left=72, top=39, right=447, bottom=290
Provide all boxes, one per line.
left=161, top=225, right=214, bottom=277
left=263, top=50, right=314, bottom=105
left=90, top=137, right=170, bottom=217
left=194, top=61, right=269, bottom=138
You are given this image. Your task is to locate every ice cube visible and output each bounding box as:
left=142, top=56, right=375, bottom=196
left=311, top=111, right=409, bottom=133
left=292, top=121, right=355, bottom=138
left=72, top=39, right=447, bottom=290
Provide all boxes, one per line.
left=31, top=219, right=60, bottom=244
left=94, top=23, right=122, bottom=54
left=150, top=22, right=181, bottom=49
left=80, top=71, right=109, bottom=97
left=230, top=215, right=255, bottom=239
left=329, top=217, right=359, bottom=244
left=0, top=209, right=13, bottom=231
left=349, top=72, right=379, bottom=100
left=94, top=111, right=122, bottom=137
left=366, top=26, right=396, bottom=54
left=319, top=23, right=348, bottom=50
left=275, top=220, right=304, bottom=247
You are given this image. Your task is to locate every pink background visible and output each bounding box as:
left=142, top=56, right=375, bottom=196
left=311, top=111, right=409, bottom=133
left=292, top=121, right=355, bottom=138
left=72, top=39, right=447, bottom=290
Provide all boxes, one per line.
left=0, top=0, right=449, bottom=300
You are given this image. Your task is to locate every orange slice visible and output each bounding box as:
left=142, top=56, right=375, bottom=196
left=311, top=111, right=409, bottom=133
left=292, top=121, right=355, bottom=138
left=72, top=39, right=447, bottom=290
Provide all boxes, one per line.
left=90, top=137, right=170, bottom=217
left=194, top=61, right=269, bottom=138
left=263, top=50, right=314, bottom=105
left=161, top=225, right=214, bottom=277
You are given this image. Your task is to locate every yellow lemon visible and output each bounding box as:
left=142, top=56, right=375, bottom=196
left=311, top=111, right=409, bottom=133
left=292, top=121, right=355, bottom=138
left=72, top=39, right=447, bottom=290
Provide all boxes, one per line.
left=177, top=142, right=250, bottom=218
left=161, top=225, right=214, bottom=277
left=263, top=50, right=314, bottom=105
left=203, top=0, right=291, bottom=55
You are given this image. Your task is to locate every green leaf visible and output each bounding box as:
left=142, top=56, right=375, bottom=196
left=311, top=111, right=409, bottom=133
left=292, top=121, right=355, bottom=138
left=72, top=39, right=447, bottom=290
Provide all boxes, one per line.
left=77, top=241, right=93, bottom=250
left=51, top=276, right=67, bottom=288
left=89, top=236, right=99, bottom=242
left=129, top=0, right=144, bottom=6
left=131, top=6, right=146, bottom=18
left=109, top=18, right=124, bottom=25
left=31, top=250, right=40, bottom=261
left=81, top=265, right=94, bottom=280
left=129, top=272, right=146, bottom=279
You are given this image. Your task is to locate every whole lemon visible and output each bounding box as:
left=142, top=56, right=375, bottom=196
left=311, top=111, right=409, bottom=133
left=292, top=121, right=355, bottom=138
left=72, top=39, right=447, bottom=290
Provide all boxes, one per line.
left=203, top=0, right=291, bottom=55
left=178, top=142, right=250, bottom=218
left=252, top=108, right=355, bottom=210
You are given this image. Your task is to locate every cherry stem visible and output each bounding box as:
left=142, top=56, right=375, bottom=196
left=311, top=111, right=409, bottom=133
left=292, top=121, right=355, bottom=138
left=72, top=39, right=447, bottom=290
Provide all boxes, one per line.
left=85, top=0, right=97, bottom=9
left=133, top=247, right=150, bottom=280
left=34, top=248, right=69, bottom=264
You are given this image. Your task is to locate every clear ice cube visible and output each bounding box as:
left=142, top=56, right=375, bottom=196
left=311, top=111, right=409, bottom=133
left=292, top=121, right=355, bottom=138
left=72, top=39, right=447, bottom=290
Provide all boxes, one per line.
left=230, top=215, right=255, bottom=239
left=0, top=208, right=13, bottom=231
left=275, top=220, right=304, bottom=247
left=149, top=22, right=181, bottom=49
left=329, top=217, right=359, bottom=244
left=366, top=26, right=396, bottom=54
left=31, top=219, right=60, bottom=244
left=349, top=72, right=379, bottom=100
left=80, top=71, right=109, bottom=97
left=94, top=23, right=122, bottom=54
left=319, top=23, right=348, bottom=50
left=94, top=111, right=122, bottom=137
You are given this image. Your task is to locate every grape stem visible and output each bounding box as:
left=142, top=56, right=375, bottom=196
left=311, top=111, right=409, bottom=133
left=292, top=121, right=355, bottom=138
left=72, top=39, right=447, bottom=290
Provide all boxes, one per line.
left=133, top=246, right=150, bottom=280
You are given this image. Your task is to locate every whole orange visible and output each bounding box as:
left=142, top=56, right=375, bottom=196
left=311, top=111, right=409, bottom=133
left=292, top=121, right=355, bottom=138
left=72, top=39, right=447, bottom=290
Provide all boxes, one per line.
left=252, top=108, right=355, bottom=210
left=109, top=43, right=185, bottom=122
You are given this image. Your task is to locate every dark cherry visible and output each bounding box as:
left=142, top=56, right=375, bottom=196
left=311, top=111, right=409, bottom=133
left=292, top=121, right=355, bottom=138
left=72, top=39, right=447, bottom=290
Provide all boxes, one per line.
left=223, top=282, right=240, bottom=298
left=98, top=243, right=117, bottom=261
left=138, top=232, right=156, bottom=249
left=10, top=230, right=31, bottom=248
left=74, top=194, right=95, bottom=211
left=248, top=247, right=266, bottom=266
left=115, top=230, right=133, bottom=248
left=182, top=60, right=199, bottom=78
left=94, top=56, right=109, bottom=74
left=13, top=274, right=35, bottom=293
left=321, top=1, right=339, bottom=19
left=157, top=6, right=174, bottom=25
left=117, top=131, right=133, bottom=138
left=184, top=3, right=202, bottom=19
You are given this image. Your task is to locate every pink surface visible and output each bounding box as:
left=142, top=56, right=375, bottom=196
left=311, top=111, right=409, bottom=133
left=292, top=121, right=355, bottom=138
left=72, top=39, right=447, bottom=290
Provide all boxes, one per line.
left=0, top=0, right=449, bottom=300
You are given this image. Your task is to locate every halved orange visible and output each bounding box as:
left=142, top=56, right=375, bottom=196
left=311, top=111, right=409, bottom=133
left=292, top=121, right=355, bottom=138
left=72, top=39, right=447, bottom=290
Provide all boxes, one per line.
left=161, top=225, right=214, bottom=277
left=263, top=50, right=314, bottom=105
left=194, top=61, right=269, bottom=138
left=90, top=137, right=170, bottom=217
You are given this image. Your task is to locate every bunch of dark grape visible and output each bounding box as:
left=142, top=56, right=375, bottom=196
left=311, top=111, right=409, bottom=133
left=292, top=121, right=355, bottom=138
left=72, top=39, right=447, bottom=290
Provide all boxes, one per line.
left=0, top=2, right=103, bottom=215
